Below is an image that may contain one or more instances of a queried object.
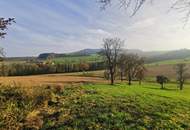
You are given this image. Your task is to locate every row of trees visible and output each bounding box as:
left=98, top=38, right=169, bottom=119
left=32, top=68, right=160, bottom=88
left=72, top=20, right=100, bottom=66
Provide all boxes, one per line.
left=102, top=37, right=146, bottom=85
left=102, top=37, right=190, bottom=90
left=0, top=62, right=105, bottom=76
left=156, top=63, right=190, bottom=90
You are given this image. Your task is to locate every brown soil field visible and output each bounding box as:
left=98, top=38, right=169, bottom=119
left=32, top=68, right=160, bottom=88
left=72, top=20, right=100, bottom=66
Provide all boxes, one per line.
left=0, top=74, right=106, bottom=87
left=146, top=64, right=190, bottom=79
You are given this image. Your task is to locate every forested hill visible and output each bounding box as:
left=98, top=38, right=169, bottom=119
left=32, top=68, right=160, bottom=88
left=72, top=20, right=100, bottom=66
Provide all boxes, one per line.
left=37, top=49, right=103, bottom=59
left=37, top=48, right=190, bottom=63
left=146, top=49, right=190, bottom=63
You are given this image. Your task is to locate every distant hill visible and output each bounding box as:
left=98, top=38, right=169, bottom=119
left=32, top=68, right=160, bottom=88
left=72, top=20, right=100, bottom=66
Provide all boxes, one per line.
left=147, top=49, right=190, bottom=63
left=36, top=48, right=190, bottom=63
left=38, top=49, right=103, bottom=59
left=70, top=49, right=102, bottom=55
left=38, top=53, right=68, bottom=59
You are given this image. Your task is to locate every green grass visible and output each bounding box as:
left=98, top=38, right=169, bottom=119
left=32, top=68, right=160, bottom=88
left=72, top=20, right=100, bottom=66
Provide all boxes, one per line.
left=53, top=54, right=103, bottom=64
left=67, top=82, right=190, bottom=129
left=147, top=58, right=190, bottom=66
left=1, top=82, right=190, bottom=129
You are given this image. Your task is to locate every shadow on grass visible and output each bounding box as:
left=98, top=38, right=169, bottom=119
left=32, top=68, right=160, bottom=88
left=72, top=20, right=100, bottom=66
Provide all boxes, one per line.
left=144, top=86, right=178, bottom=92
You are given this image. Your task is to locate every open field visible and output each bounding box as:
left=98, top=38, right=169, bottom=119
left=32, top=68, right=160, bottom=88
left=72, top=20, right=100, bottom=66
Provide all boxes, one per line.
left=148, top=58, right=190, bottom=66
left=1, top=77, right=190, bottom=129
left=0, top=73, right=106, bottom=87
left=0, top=65, right=190, bottom=129
left=0, top=63, right=185, bottom=86
left=5, top=53, right=190, bottom=66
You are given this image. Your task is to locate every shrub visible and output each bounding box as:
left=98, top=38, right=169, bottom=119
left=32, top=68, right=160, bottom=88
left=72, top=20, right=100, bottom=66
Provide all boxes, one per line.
left=156, top=75, right=169, bottom=89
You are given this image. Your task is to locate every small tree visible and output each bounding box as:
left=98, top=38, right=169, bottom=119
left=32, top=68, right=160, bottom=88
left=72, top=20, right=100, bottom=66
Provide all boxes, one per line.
left=135, top=65, right=146, bottom=85
left=118, top=53, right=127, bottom=81
left=125, top=54, right=145, bottom=85
left=80, top=62, right=90, bottom=73
left=156, top=75, right=169, bottom=89
left=175, top=63, right=189, bottom=90
left=102, top=37, right=124, bottom=85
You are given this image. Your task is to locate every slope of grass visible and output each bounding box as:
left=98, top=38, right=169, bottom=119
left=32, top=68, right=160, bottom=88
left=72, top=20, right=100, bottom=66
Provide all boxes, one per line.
left=65, top=83, right=190, bottom=130
left=1, top=82, right=190, bottom=129
left=147, top=58, right=190, bottom=66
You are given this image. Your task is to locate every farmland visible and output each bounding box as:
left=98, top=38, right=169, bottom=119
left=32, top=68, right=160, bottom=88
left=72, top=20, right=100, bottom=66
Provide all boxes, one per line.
left=2, top=0, right=190, bottom=129
left=1, top=54, right=190, bottom=129
left=0, top=73, right=106, bottom=87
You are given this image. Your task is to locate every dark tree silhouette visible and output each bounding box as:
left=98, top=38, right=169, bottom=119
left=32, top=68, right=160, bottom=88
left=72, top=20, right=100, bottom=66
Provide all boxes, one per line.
left=0, top=18, right=15, bottom=38
left=0, top=17, right=15, bottom=76
left=156, top=75, right=169, bottom=89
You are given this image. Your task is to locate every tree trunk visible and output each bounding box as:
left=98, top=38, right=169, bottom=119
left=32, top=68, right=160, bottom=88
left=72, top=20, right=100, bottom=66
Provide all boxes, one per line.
left=128, top=74, right=132, bottom=85
left=110, top=69, right=114, bottom=85
left=120, top=72, right=123, bottom=82
left=139, top=80, right=141, bottom=85
left=111, top=73, right=114, bottom=85
left=161, top=83, right=164, bottom=89
left=180, top=82, right=183, bottom=90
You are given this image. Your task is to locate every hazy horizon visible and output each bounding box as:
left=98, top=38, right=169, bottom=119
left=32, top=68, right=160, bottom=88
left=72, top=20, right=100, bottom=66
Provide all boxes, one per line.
left=1, top=0, right=190, bottom=57
left=5, top=48, right=190, bottom=58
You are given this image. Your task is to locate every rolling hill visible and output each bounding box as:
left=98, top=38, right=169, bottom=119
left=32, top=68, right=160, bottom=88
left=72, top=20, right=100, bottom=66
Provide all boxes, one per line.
left=4, top=48, right=190, bottom=65
left=37, top=48, right=190, bottom=63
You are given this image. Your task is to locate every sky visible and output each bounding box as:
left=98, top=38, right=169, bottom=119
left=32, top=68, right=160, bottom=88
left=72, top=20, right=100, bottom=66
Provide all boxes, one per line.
left=0, top=0, right=190, bottom=57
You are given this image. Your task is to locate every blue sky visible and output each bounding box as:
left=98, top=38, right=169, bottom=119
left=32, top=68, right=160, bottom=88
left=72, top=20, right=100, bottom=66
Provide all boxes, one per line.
left=1, top=0, right=190, bottom=57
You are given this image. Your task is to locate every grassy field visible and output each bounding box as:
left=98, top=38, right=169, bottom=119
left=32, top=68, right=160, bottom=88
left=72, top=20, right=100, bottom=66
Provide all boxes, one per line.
left=1, top=80, right=190, bottom=129
left=147, top=58, right=190, bottom=66
left=2, top=56, right=190, bottom=129
left=78, top=83, right=190, bottom=129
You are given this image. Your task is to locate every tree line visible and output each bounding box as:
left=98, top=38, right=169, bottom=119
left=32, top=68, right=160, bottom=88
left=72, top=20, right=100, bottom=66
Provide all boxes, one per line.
left=102, top=37, right=190, bottom=90
left=0, top=61, right=105, bottom=76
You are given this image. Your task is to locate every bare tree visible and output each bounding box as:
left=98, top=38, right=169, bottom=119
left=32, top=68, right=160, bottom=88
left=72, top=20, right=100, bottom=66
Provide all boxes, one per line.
left=102, top=37, right=124, bottom=85
left=118, top=52, right=127, bottom=81
left=124, top=54, right=145, bottom=85
left=175, top=63, right=189, bottom=90
left=135, top=59, right=146, bottom=85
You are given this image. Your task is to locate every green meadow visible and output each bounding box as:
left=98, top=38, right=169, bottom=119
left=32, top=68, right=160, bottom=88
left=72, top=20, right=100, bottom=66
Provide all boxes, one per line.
left=1, top=82, right=190, bottom=129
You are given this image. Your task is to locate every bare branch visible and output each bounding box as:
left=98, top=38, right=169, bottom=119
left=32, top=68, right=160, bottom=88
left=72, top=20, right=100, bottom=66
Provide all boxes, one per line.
left=99, top=0, right=147, bottom=16
left=0, top=18, right=15, bottom=38
left=99, top=0, right=190, bottom=24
